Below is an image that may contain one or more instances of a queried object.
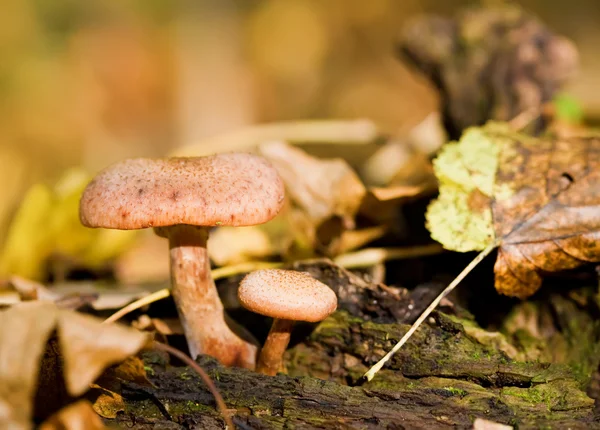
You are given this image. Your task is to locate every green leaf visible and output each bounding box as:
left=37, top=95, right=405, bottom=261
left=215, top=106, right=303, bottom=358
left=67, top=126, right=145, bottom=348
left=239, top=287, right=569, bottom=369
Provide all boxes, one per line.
left=552, top=93, right=583, bottom=124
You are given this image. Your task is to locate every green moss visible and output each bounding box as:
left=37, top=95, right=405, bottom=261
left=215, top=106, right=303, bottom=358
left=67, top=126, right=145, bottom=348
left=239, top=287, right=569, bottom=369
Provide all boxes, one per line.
left=179, top=370, right=192, bottom=380
left=165, top=400, right=216, bottom=417
left=501, top=380, right=593, bottom=412
left=124, top=399, right=163, bottom=419
left=310, top=313, right=355, bottom=344
left=443, top=387, right=468, bottom=397
left=502, top=386, right=547, bottom=406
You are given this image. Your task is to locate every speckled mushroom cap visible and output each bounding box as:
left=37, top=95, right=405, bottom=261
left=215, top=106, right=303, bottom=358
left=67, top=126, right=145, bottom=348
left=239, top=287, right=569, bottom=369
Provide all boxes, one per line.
left=238, top=269, right=337, bottom=322
left=79, top=153, right=285, bottom=229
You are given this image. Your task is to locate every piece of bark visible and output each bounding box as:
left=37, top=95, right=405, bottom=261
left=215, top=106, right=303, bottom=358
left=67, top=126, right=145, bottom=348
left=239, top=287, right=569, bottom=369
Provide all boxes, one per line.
left=399, top=5, right=578, bottom=139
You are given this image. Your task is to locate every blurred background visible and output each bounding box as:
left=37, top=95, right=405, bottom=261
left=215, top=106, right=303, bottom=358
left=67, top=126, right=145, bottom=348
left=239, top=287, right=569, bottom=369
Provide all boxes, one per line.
left=1, top=0, right=600, bottom=246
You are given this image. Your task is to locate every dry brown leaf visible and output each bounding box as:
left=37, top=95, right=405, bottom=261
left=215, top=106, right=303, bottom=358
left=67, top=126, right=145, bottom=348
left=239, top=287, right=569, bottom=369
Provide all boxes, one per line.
left=259, top=140, right=368, bottom=254
left=0, top=301, right=149, bottom=428
left=39, top=400, right=105, bottom=430
left=0, top=302, right=58, bottom=428
left=259, top=141, right=366, bottom=229
left=88, top=386, right=124, bottom=419
left=88, top=356, right=153, bottom=419
left=259, top=140, right=434, bottom=255
left=491, top=136, right=600, bottom=298
left=58, top=310, right=150, bottom=396
left=103, top=356, right=153, bottom=389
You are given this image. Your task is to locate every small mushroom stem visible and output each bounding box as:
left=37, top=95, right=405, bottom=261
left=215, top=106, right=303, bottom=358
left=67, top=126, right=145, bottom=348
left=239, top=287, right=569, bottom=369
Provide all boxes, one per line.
left=157, top=224, right=258, bottom=369
left=256, top=318, right=295, bottom=376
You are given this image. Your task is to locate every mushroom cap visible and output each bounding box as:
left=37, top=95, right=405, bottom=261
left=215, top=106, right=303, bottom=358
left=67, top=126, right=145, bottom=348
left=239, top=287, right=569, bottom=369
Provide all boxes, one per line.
left=238, top=269, right=337, bottom=322
left=79, top=153, right=285, bottom=230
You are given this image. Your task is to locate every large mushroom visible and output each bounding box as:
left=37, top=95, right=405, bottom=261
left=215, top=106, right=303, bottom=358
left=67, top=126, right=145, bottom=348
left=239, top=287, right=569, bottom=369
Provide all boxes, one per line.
left=238, top=269, right=337, bottom=375
left=79, top=153, right=285, bottom=369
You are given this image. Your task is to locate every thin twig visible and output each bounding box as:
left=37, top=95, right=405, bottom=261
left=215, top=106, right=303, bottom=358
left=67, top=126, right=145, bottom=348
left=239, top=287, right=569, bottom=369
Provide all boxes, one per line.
left=171, top=119, right=379, bottom=157
left=151, top=341, right=235, bottom=429
left=361, top=241, right=499, bottom=382
left=103, top=289, right=170, bottom=324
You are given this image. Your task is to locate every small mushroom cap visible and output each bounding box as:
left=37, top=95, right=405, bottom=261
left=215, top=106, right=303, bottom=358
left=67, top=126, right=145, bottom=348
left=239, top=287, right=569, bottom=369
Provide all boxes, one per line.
left=238, top=269, right=337, bottom=322
left=80, top=153, right=285, bottom=230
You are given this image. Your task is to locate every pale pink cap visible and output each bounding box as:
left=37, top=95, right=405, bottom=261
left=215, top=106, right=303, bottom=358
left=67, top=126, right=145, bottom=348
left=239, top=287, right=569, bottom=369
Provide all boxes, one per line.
left=238, top=269, right=337, bottom=322
left=80, top=153, right=285, bottom=230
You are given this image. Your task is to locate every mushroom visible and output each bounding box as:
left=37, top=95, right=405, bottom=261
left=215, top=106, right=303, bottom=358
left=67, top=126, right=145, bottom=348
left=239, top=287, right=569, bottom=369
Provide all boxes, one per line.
left=79, top=154, right=285, bottom=369
left=238, top=269, right=337, bottom=375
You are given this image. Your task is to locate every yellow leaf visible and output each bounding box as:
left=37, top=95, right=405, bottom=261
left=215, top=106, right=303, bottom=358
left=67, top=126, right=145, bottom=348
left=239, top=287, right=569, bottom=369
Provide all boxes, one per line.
left=425, top=124, right=507, bottom=252
left=0, top=184, right=53, bottom=279
left=0, top=168, right=138, bottom=280
left=48, top=168, right=95, bottom=257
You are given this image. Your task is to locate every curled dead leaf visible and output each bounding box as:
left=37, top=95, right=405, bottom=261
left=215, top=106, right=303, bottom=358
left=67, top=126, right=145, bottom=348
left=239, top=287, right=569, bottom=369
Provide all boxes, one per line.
left=260, top=140, right=366, bottom=228
left=492, top=135, right=600, bottom=298
left=0, top=301, right=150, bottom=428
left=88, top=386, right=124, bottom=420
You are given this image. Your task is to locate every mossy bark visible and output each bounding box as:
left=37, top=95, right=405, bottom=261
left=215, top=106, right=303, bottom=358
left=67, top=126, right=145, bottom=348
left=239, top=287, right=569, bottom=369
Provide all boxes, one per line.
left=104, top=310, right=597, bottom=429
left=92, top=260, right=600, bottom=429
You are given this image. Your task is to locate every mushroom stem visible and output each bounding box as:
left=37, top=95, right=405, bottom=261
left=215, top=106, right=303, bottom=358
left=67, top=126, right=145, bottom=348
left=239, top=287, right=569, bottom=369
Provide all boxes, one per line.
left=256, top=318, right=295, bottom=376
left=160, top=224, right=258, bottom=369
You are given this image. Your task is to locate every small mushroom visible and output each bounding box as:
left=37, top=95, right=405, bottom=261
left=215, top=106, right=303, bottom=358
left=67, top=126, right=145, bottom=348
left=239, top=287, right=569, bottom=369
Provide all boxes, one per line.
left=238, top=269, right=337, bottom=375
left=79, top=154, right=285, bottom=369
